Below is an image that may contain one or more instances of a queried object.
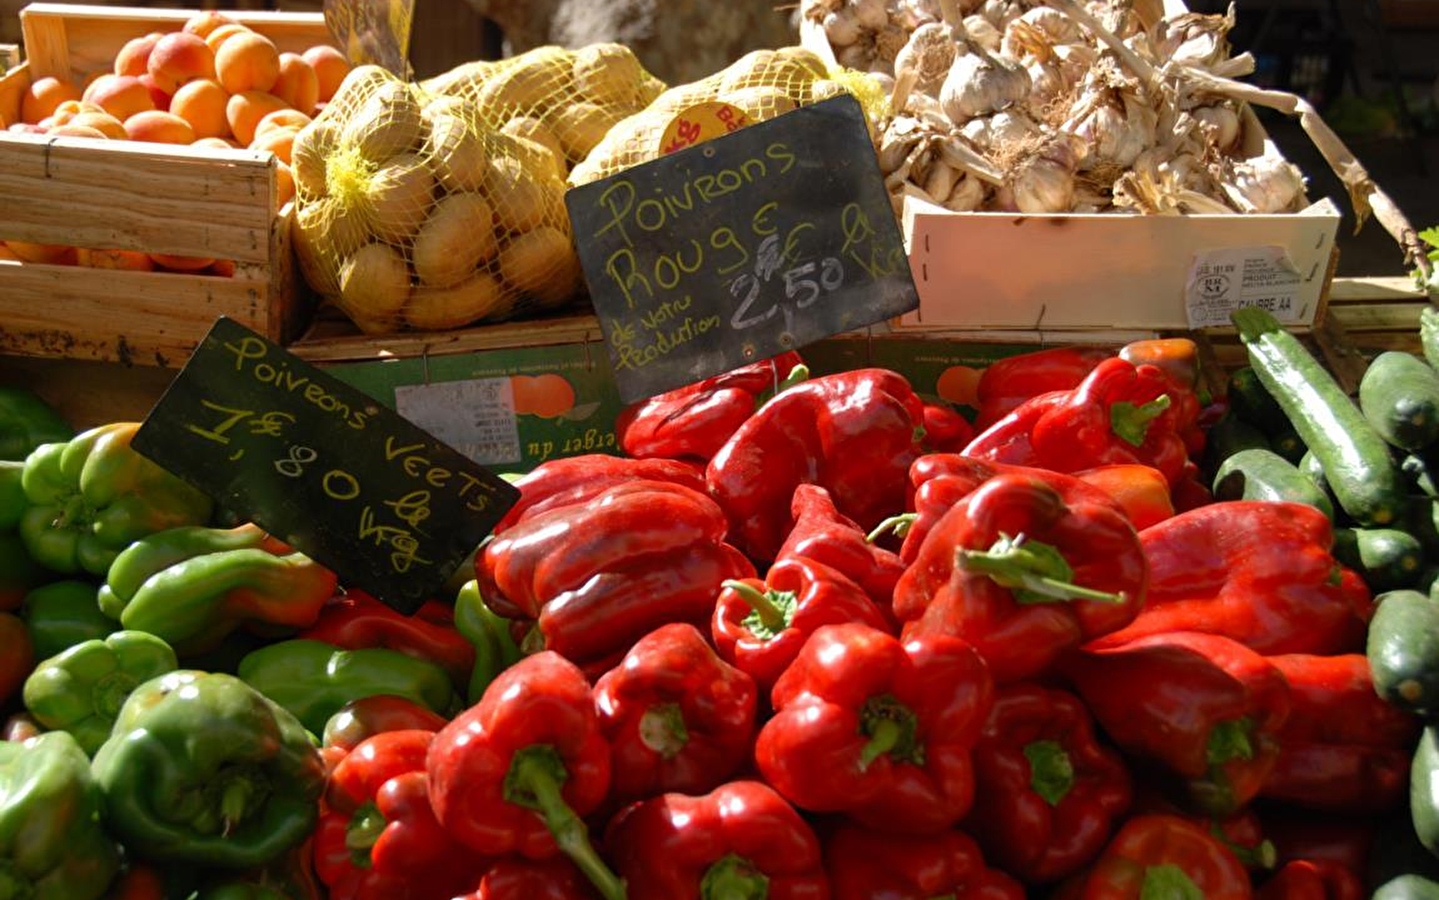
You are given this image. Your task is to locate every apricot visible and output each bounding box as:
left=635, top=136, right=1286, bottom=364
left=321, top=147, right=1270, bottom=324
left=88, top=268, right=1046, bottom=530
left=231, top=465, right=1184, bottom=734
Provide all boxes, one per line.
left=271, top=53, right=319, bottom=114
left=113, top=32, right=162, bottom=77
left=216, top=31, right=280, bottom=95
left=226, top=91, right=289, bottom=145
left=0, top=244, right=19, bottom=261
left=148, top=32, right=216, bottom=91
left=170, top=78, right=231, bottom=139
left=249, top=125, right=297, bottom=163
left=150, top=253, right=217, bottom=271
left=45, top=124, right=109, bottom=139
left=252, top=108, right=310, bottom=139
left=83, top=74, right=155, bottom=121
left=137, top=73, right=173, bottom=111
left=302, top=44, right=349, bottom=104
left=8, top=122, right=46, bottom=135
left=6, top=241, right=78, bottom=265
left=21, top=76, right=81, bottom=124
left=77, top=248, right=155, bottom=270
left=124, top=109, right=196, bottom=144
left=204, top=23, right=252, bottom=55
left=66, top=111, right=128, bottom=139
left=192, top=136, right=239, bottom=150
left=182, top=10, right=237, bottom=39
left=275, top=162, right=295, bottom=209
left=208, top=259, right=237, bottom=277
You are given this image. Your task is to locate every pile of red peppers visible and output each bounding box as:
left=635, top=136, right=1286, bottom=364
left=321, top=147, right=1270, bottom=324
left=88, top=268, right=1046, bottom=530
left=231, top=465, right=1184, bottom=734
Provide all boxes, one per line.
left=4, top=340, right=1422, bottom=900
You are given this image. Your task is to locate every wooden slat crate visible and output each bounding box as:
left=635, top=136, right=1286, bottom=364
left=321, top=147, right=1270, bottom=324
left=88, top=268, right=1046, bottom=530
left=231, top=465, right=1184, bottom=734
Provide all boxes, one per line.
left=0, top=4, right=335, bottom=367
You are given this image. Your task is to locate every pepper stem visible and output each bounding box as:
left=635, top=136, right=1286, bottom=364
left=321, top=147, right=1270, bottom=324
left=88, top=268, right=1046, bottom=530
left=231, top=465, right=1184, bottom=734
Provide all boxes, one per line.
left=860, top=718, right=901, bottom=769
left=956, top=533, right=1126, bottom=605
left=756, top=365, right=810, bottom=408
left=1023, top=739, right=1076, bottom=806
left=722, top=580, right=791, bottom=635
left=701, top=853, right=770, bottom=900
left=345, top=803, right=386, bottom=867
left=867, top=513, right=916, bottom=543
left=638, top=703, right=689, bottom=759
left=1110, top=394, right=1172, bottom=447
left=1205, top=718, right=1255, bottom=765
left=1139, top=864, right=1204, bottom=900
left=506, top=746, right=628, bottom=900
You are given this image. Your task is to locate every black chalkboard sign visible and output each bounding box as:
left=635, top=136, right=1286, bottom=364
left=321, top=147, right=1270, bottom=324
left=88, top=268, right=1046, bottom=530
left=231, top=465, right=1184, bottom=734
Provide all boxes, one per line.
left=132, top=318, right=518, bottom=614
left=566, top=93, right=919, bottom=404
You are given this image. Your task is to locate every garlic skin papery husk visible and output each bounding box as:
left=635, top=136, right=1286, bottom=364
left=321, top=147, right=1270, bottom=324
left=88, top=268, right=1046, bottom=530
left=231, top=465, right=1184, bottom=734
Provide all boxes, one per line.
left=939, top=45, right=1033, bottom=123
left=961, top=15, right=1003, bottom=53
left=1189, top=103, right=1241, bottom=153
left=1114, top=148, right=1234, bottom=215
left=1219, top=150, right=1309, bottom=213
left=1155, top=9, right=1236, bottom=72
left=1069, top=90, right=1160, bottom=170
left=824, top=5, right=864, bottom=47
left=892, top=21, right=958, bottom=109
left=945, top=171, right=988, bottom=209
left=960, top=108, right=1041, bottom=151
left=1000, top=7, right=1081, bottom=60
left=1000, top=133, right=1085, bottom=213
left=894, top=0, right=945, bottom=28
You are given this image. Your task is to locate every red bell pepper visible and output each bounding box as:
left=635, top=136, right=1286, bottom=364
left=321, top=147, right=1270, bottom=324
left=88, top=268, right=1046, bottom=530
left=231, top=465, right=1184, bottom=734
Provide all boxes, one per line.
left=1071, top=464, right=1175, bottom=531
left=966, top=357, right=1193, bottom=486
left=1078, top=814, right=1253, bottom=900
left=895, top=471, right=1148, bottom=684
left=615, top=352, right=806, bottom=461
left=314, top=729, right=480, bottom=900
left=0, top=611, right=31, bottom=707
left=453, top=859, right=600, bottom=900
left=604, top=779, right=830, bottom=900
left=321, top=694, right=451, bottom=753
left=964, top=684, right=1133, bottom=884
left=478, top=479, right=753, bottom=675
left=824, top=823, right=1025, bottom=900
left=593, top=622, right=758, bottom=806
left=712, top=557, right=893, bottom=694
left=1258, top=860, right=1364, bottom=900
left=426, top=651, right=626, bottom=900
left=1259, top=653, right=1420, bottom=814
left=921, top=403, right=976, bottom=453
left=492, top=455, right=706, bottom=534
left=775, top=483, right=907, bottom=616
left=1063, top=631, right=1291, bottom=817
left=1259, top=809, right=1375, bottom=878
left=1089, top=501, right=1373, bottom=657
left=301, top=590, right=475, bottom=691
left=754, top=621, right=993, bottom=834
left=1128, top=783, right=1276, bottom=872
left=974, top=346, right=1112, bottom=429
left=1118, top=337, right=1207, bottom=458
left=706, top=368, right=926, bottom=561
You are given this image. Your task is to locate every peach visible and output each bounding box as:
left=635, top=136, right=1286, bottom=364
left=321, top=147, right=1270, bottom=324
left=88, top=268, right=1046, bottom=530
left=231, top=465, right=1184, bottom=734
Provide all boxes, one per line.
left=204, top=23, right=252, bottom=55
left=67, top=111, right=128, bottom=139
left=182, top=10, right=237, bottom=39
left=252, top=107, right=310, bottom=139
left=77, top=248, right=155, bottom=270
left=301, top=45, right=349, bottom=104
left=147, top=31, right=216, bottom=92
left=83, top=74, right=155, bottom=121
left=271, top=53, right=319, bottom=114
left=225, top=90, right=288, bottom=145
left=114, top=32, right=163, bottom=77
left=216, top=31, right=280, bottom=95
left=124, top=109, right=196, bottom=144
left=170, top=78, right=231, bottom=139
left=21, top=76, right=82, bottom=124
left=137, top=73, right=173, bottom=111
left=249, top=125, right=297, bottom=163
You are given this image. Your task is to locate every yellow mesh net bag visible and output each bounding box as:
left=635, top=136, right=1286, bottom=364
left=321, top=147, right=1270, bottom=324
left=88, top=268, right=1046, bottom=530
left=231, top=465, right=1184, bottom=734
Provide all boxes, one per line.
left=569, top=46, right=886, bottom=186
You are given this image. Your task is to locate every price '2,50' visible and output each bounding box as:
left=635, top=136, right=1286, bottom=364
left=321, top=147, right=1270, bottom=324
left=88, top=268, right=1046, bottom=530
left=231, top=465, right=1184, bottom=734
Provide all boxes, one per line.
left=728, top=234, right=844, bottom=331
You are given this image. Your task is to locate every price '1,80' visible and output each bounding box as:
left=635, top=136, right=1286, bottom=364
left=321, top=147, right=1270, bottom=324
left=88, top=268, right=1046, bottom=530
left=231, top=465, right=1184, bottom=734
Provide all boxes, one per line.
left=728, top=234, right=844, bottom=331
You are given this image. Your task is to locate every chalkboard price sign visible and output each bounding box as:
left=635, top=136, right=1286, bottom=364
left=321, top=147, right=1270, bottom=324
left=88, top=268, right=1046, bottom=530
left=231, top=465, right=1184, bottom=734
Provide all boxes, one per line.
left=567, top=93, right=919, bottom=403
left=132, top=318, right=519, bottom=615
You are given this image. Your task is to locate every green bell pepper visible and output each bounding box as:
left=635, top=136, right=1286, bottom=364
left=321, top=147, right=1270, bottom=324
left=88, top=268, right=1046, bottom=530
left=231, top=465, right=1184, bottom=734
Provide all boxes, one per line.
left=23, top=630, right=178, bottom=755
left=0, top=459, right=28, bottom=531
left=454, top=579, right=523, bottom=704
left=20, top=423, right=214, bottom=577
left=189, top=886, right=294, bottom=900
left=0, top=530, right=47, bottom=613
left=237, top=638, right=460, bottom=736
left=98, top=524, right=338, bottom=657
left=91, top=670, right=325, bottom=870
left=0, top=730, right=122, bottom=900
left=22, top=580, right=116, bottom=662
left=0, top=387, right=72, bottom=463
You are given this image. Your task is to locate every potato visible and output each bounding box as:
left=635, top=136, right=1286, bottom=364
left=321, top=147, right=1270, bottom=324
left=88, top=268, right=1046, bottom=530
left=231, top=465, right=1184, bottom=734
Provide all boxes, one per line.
left=291, top=120, right=339, bottom=199
left=343, top=79, right=425, bottom=163
left=723, top=86, right=797, bottom=122
left=360, top=153, right=435, bottom=244
left=405, top=271, right=507, bottom=330
left=549, top=101, right=621, bottom=163
left=293, top=198, right=369, bottom=295
left=412, top=192, right=498, bottom=287
left=718, top=47, right=822, bottom=96
left=326, top=64, right=394, bottom=112
left=484, top=156, right=562, bottom=233
left=339, top=242, right=411, bottom=332
left=501, top=116, right=565, bottom=168
left=475, top=46, right=571, bottom=119
left=426, top=109, right=488, bottom=193
left=572, top=43, right=642, bottom=108
left=498, top=225, right=581, bottom=307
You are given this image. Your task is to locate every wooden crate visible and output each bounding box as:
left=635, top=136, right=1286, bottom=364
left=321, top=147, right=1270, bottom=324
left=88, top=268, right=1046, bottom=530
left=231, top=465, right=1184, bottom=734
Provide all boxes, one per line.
left=0, top=4, right=336, bottom=367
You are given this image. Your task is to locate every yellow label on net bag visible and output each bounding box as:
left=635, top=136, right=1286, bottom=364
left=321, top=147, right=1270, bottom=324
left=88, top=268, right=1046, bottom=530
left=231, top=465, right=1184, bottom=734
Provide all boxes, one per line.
left=659, top=101, right=752, bottom=155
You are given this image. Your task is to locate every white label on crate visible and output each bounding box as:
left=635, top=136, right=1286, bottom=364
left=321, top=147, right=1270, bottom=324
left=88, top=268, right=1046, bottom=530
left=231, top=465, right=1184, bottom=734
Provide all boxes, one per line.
left=1186, top=246, right=1305, bottom=328
left=394, top=378, right=522, bottom=467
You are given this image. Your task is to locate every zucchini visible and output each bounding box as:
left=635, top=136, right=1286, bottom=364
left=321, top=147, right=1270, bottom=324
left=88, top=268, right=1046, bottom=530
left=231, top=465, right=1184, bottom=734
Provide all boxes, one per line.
left=1421, top=306, right=1439, bottom=372
left=1201, top=412, right=1269, bottom=478
left=1376, top=874, right=1439, bottom=900
left=1416, top=726, right=1439, bottom=857
left=1367, top=588, right=1439, bottom=715
left=1267, top=425, right=1307, bottom=465
left=1404, top=451, right=1439, bottom=499
left=1298, top=449, right=1330, bottom=494
left=1360, top=350, right=1439, bottom=452
left=1232, top=306, right=1407, bottom=526
left=1226, top=366, right=1286, bottom=431
left=1331, top=526, right=1426, bottom=593
left=1212, top=447, right=1333, bottom=519
left=1409, top=498, right=1439, bottom=559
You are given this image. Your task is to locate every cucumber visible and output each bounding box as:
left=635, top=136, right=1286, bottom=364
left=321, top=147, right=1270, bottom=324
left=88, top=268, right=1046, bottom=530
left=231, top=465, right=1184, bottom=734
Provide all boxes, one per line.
left=1226, top=366, right=1286, bottom=430
left=1367, top=588, right=1439, bottom=715
left=1232, top=306, right=1407, bottom=526
left=1421, top=306, right=1439, bottom=372
left=1415, top=727, right=1439, bottom=857
left=1331, top=526, right=1426, bottom=592
left=1360, top=350, right=1439, bottom=452
left=1212, top=447, right=1334, bottom=519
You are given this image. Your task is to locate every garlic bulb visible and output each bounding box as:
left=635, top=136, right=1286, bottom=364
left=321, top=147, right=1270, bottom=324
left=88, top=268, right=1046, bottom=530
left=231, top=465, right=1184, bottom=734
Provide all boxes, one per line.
left=1191, top=103, right=1241, bottom=153
left=962, top=15, right=1003, bottom=53
left=1220, top=152, right=1308, bottom=213
left=1156, top=10, right=1235, bottom=71
left=824, top=6, right=863, bottom=47
left=921, top=158, right=960, bottom=202
left=894, top=0, right=945, bottom=28
left=1071, top=92, right=1158, bottom=169
left=1006, top=135, right=1084, bottom=213
left=853, top=0, right=890, bottom=29
left=939, top=46, right=1032, bottom=123
left=978, top=0, right=1024, bottom=31
left=1001, top=7, right=1080, bottom=60
left=893, top=22, right=958, bottom=108
left=961, top=108, right=1041, bottom=150
left=944, top=171, right=987, bottom=210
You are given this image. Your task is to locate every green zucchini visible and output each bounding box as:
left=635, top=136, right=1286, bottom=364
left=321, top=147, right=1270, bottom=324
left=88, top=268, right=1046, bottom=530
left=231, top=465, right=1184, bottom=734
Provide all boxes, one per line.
left=1298, top=449, right=1330, bottom=494
left=1226, top=366, right=1286, bottom=430
left=1232, top=306, right=1407, bottom=526
left=1267, top=425, right=1307, bottom=465
left=1376, top=874, right=1439, bottom=900
left=1212, top=447, right=1333, bottom=519
left=1369, top=810, right=1439, bottom=896
left=1415, top=727, right=1439, bottom=857
left=1404, top=451, right=1439, bottom=499
left=1202, top=413, right=1269, bottom=478
left=1367, top=588, right=1439, bottom=715
left=1331, top=526, right=1426, bottom=593
left=1409, top=498, right=1439, bottom=559
left=1360, top=350, right=1439, bottom=452
left=1421, top=306, right=1439, bottom=372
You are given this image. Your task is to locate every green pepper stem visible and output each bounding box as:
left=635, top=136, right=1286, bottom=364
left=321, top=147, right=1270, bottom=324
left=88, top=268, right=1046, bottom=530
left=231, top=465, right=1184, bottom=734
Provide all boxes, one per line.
left=859, top=717, right=901, bottom=769
left=509, top=748, right=628, bottom=900
left=638, top=703, right=689, bottom=759
left=722, top=580, right=786, bottom=632
left=345, top=804, right=386, bottom=865
left=1023, top=739, right=1076, bottom=807
left=1139, top=864, right=1204, bottom=900
left=1110, top=394, right=1172, bottom=447
left=756, top=365, right=810, bottom=408
left=957, top=533, right=1126, bottom=605
left=701, top=853, right=770, bottom=900
left=1206, top=718, right=1255, bottom=766
left=866, top=513, right=916, bottom=543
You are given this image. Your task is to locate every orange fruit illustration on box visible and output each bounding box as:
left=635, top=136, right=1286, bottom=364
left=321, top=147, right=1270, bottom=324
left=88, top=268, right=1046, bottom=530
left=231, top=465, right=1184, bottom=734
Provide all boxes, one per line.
left=510, top=374, right=576, bottom=419
left=935, top=365, right=982, bottom=407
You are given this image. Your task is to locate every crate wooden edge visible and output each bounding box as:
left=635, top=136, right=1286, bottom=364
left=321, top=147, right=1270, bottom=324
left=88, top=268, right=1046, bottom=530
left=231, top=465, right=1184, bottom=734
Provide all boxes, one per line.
left=0, top=58, right=29, bottom=126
